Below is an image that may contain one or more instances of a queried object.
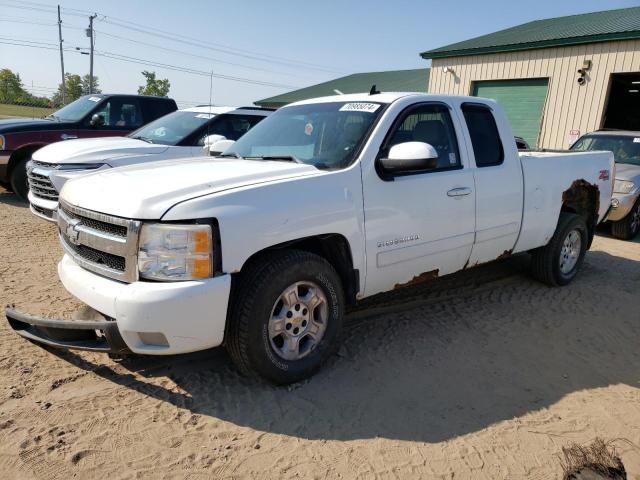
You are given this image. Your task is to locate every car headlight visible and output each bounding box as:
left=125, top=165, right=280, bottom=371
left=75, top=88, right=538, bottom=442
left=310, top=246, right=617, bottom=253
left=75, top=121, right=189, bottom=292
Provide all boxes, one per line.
left=138, top=223, right=213, bottom=281
left=57, top=163, right=105, bottom=171
left=613, top=179, right=636, bottom=194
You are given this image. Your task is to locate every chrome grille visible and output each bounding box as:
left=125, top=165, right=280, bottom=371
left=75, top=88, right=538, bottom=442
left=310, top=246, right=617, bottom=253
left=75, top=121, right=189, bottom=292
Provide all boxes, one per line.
left=27, top=163, right=59, bottom=201
left=57, top=200, right=141, bottom=282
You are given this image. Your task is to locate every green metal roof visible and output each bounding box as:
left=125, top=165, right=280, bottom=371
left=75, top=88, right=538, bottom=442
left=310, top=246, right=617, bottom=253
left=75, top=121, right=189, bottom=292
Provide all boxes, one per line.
left=254, top=68, right=429, bottom=108
left=421, top=7, right=640, bottom=59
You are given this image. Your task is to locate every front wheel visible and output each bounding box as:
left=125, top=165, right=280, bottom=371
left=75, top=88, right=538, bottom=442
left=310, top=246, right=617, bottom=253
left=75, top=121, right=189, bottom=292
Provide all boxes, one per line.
left=226, top=250, right=344, bottom=385
left=530, top=212, right=588, bottom=286
left=10, top=157, right=29, bottom=202
left=611, top=198, right=640, bottom=240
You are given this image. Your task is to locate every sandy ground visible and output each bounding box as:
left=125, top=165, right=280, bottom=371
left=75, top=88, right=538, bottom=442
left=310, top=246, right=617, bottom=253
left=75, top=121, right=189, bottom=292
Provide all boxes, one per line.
left=0, top=186, right=639, bottom=480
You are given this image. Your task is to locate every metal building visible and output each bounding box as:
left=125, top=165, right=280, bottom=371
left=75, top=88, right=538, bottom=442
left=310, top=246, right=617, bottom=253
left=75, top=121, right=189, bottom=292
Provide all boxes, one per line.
left=422, top=7, right=640, bottom=148
left=255, top=68, right=429, bottom=109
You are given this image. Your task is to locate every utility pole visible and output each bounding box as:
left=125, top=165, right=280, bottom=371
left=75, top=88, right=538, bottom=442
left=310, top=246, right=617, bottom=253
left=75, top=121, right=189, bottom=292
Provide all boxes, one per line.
left=57, top=5, right=65, bottom=104
left=87, top=14, right=97, bottom=94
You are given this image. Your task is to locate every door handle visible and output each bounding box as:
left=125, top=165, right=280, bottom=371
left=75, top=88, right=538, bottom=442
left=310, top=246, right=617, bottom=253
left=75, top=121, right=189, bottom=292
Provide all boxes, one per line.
left=447, top=187, right=472, bottom=197
left=60, top=134, right=77, bottom=140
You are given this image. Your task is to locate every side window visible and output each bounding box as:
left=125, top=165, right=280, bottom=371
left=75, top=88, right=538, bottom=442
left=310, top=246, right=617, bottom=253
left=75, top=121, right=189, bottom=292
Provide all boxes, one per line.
left=94, top=100, right=143, bottom=128
left=384, top=104, right=461, bottom=170
left=461, top=104, right=504, bottom=167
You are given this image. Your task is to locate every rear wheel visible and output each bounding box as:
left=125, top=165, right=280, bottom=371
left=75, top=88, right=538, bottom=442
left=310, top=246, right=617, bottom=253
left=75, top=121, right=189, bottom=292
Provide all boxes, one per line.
left=611, top=198, right=640, bottom=240
left=530, top=212, right=588, bottom=286
left=9, top=156, right=29, bottom=202
left=226, top=250, right=344, bottom=385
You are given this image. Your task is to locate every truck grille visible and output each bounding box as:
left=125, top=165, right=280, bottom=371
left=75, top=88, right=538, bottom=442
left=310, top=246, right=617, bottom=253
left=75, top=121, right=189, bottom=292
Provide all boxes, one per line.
left=58, top=200, right=141, bottom=282
left=27, top=161, right=59, bottom=201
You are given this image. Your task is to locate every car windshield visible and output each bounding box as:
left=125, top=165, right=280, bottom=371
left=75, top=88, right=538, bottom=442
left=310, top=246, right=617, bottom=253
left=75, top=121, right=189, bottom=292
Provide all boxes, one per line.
left=48, top=95, right=104, bottom=121
left=128, top=110, right=216, bottom=145
left=225, top=101, right=384, bottom=169
left=571, top=134, right=640, bottom=166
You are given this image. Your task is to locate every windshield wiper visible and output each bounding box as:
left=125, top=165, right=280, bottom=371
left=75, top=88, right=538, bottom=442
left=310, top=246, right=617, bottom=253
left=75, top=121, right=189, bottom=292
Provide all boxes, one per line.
left=246, top=155, right=303, bottom=164
left=131, top=135, right=154, bottom=144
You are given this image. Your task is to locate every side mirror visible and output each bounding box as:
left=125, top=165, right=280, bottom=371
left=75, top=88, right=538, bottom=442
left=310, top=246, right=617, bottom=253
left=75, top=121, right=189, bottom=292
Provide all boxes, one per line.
left=90, top=113, right=105, bottom=127
left=209, top=139, right=235, bottom=156
left=202, top=134, right=226, bottom=152
left=379, top=141, right=438, bottom=172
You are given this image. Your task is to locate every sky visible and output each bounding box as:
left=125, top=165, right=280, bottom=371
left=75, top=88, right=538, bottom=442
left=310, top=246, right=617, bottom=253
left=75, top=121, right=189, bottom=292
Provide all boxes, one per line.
left=1, top=0, right=637, bottom=107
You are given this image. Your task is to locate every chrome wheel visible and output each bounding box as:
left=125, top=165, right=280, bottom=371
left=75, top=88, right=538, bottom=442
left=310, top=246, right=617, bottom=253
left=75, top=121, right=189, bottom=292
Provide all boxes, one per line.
left=268, top=281, right=328, bottom=361
left=559, top=229, right=582, bottom=274
left=631, top=203, right=640, bottom=234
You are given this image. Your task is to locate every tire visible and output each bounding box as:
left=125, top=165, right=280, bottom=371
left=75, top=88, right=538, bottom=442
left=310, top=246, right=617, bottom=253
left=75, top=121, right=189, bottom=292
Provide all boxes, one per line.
left=530, top=212, right=588, bottom=286
left=226, top=249, right=345, bottom=385
left=611, top=197, right=640, bottom=240
left=9, top=156, right=29, bottom=202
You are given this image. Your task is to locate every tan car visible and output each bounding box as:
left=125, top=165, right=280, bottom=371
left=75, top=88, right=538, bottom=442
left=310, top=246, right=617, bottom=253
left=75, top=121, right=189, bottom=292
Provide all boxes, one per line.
left=571, top=130, right=640, bottom=240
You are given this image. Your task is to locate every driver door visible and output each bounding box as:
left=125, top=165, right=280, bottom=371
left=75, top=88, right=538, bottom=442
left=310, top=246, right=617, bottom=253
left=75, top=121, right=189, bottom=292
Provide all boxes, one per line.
left=361, top=102, right=476, bottom=296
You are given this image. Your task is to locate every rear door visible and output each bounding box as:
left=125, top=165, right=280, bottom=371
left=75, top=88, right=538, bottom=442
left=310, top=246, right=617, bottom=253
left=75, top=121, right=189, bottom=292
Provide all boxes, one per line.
left=460, top=103, right=524, bottom=265
left=361, top=102, right=476, bottom=296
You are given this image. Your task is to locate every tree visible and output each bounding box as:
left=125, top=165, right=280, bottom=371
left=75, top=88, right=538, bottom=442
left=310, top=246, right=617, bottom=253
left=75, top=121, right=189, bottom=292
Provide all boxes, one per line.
left=137, top=70, right=170, bottom=97
left=81, top=74, right=101, bottom=95
left=0, top=68, right=28, bottom=104
left=0, top=68, right=49, bottom=107
left=52, top=73, right=83, bottom=105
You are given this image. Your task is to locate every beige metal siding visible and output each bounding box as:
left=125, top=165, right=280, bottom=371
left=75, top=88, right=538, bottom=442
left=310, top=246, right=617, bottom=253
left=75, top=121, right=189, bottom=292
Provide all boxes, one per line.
left=428, top=39, right=640, bottom=149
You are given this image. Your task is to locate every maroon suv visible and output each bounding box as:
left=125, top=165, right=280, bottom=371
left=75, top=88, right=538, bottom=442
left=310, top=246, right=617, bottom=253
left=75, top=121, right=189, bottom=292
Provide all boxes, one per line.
left=0, top=94, right=177, bottom=200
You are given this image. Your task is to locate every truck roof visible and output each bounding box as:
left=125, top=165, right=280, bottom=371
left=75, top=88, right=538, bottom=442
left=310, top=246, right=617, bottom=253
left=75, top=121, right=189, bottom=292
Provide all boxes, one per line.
left=287, top=92, right=497, bottom=107
left=180, top=105, right=272, bottom=116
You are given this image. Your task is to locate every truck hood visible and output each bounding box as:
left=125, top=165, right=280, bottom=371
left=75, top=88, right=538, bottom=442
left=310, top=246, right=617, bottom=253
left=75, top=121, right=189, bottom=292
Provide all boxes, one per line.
left=0, top=117, right=54, bottom=133
left=614, top=163, right=640, bottom=182
left=31, top=136, right=170, bottom=164
left=60, top=157, right=321, bottom=219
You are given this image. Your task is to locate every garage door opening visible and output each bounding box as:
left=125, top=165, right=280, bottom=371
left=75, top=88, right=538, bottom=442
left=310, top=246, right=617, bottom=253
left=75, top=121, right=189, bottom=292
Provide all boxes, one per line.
left=602, top=72, right=640, bottom=130
left=472, top=78, right=549, bottom=148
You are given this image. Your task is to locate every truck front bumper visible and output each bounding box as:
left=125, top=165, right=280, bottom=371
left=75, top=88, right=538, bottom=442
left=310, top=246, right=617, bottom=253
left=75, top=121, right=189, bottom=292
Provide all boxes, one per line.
left=28, top=190, right=58, bottom=222
left=0, top=151, right=11, bottom=183
left=6, top=307, right=130, bottom=354
left=607, top=192, right=639, bottom=222
left=7, top=255, right=232, bottom=355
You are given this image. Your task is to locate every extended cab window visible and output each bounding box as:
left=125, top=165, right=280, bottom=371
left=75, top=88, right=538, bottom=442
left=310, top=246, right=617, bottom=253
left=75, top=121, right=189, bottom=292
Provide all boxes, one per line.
left=384, top=104, right=461, bottom=170
left=462, top=104, right=504, bottom=167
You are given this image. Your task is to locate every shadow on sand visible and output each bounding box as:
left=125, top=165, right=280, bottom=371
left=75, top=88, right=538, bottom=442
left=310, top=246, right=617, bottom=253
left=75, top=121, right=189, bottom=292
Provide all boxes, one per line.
left=47, top=248, right=640, bottom=443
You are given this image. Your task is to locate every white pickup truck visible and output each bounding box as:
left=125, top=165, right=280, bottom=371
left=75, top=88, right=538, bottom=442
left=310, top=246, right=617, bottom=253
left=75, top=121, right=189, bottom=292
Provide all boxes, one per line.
left=6, top=93, right=614, bottom=384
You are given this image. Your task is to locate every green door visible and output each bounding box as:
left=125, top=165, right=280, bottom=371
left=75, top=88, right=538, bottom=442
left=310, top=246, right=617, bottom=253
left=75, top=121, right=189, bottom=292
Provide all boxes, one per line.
left=472, top=79, right=548, bottom=148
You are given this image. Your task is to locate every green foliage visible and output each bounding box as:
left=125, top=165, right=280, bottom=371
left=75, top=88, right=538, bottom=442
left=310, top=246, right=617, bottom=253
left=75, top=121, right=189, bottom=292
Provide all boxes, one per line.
left=0, top=68, right=50, bottom=108
left=137, top=70, right=170, bottom=97
left=52, top=73, right=101, bottom=106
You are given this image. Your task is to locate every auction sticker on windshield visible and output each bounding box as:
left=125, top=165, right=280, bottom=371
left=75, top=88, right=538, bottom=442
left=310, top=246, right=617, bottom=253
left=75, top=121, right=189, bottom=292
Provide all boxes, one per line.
left=88, top=96, right=102, bottom=102
left=339, top=103, right=380, bottom=113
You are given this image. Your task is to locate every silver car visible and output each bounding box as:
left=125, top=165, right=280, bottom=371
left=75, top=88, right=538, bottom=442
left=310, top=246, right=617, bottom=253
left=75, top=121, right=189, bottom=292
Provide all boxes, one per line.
left=571, top=131, right=640, bottom=240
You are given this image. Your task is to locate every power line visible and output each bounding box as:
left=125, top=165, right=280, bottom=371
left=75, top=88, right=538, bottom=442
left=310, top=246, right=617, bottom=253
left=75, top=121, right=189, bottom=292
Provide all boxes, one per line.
left=1, top=0, right=344, bottom=74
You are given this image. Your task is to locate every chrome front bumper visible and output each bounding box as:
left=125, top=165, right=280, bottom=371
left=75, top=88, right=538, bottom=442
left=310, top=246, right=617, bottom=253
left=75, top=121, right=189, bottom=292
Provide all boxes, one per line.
left=607, top=192, right=639, bottom=222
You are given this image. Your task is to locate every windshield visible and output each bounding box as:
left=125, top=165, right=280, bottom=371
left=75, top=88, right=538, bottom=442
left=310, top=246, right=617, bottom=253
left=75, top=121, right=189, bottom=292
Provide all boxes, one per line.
left=49, top=95, right=104, bottom=121
left=571, top=134, right=640, bottom=166
left=129, top=110, right=215, bottom=145
left=225, top=101, right=384, bottom=169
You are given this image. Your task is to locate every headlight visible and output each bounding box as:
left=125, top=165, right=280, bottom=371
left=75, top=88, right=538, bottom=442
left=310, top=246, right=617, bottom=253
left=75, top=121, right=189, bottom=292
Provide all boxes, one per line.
left=138, top=224, right=213, bottom=281
left=0, top=135, right=5, bottom=150
left=57, top=163, right=105, bottom=171
left=613, top=179, right=636, bottom=194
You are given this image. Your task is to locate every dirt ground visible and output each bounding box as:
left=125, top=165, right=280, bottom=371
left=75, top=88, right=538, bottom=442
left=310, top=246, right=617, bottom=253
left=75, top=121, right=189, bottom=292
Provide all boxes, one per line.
left=0, top=186, right=639, bottom=480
